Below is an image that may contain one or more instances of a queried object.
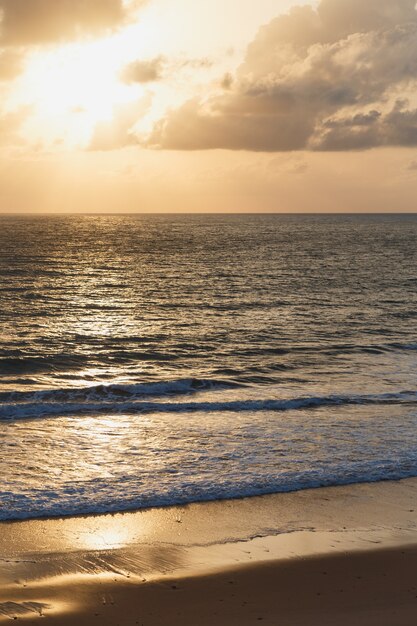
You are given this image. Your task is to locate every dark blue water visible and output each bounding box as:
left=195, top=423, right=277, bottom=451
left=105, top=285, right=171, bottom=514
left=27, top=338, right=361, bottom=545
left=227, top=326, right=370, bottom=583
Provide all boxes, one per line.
left=0, top=214, right=416, bottom=519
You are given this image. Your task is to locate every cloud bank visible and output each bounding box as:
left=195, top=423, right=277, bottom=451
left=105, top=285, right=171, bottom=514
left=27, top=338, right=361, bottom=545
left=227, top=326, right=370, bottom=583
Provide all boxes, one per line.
left=0, top=0, right=138, bottom=45
left=146, top=0, right=417, bottom=152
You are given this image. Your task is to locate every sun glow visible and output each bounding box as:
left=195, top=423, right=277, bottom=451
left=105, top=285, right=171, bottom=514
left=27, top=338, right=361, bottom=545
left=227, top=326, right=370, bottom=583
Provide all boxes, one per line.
left=9, top=26, right=153, bottom=149
left=0, top=1, right=250, bottom=154
left=29, top=46, right=131, bottom=119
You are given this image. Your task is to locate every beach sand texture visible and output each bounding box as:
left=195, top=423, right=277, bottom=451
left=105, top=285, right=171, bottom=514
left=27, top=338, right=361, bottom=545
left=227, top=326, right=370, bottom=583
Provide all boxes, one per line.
left=1, top=479, right=416, bottom=625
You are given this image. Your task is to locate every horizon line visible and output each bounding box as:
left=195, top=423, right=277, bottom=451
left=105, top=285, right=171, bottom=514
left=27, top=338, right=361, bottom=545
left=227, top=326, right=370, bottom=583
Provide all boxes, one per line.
left=1, top=211, right=417, bottom=217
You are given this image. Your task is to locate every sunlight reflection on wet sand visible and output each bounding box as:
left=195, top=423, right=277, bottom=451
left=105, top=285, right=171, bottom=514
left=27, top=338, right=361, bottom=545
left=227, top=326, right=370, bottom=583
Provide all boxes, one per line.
left=0, top=480, right=416, bottom=622
left=0, top=479, right=416, bottom=587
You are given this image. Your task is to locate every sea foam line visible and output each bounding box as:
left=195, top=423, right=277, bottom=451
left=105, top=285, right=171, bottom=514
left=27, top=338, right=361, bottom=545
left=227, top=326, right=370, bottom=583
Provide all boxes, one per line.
left=1, top=459, right=417, bottom=521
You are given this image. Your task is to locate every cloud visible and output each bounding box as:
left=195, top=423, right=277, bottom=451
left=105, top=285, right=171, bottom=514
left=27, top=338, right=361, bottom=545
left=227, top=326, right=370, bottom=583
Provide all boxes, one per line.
left=120, top=55, right=213, bottom=85
left=221, top=72, right=233, bottom=90
left=145, top=0, right=417, bottom=152
left=121, top=57, right=164, bottom=84
left=0, top=0, right=142, bottom=45
left=179, top=57, right=213, bottom=70
left=0, top=49, right=24, bottom=80
left=90, top=96, right=151, bottom=151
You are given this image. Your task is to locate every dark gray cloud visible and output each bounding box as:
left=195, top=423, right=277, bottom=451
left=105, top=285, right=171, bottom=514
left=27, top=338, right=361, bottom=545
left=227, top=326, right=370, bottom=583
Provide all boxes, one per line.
left=0, top=0, right=141, bottom=45
left=146, top=0, right=417, bottom=152
left=314, top=101, right=417, bottom=151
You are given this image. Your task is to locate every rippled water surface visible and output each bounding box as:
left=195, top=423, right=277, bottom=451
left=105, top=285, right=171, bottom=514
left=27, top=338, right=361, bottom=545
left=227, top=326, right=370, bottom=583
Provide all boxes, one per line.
left=1, top=214, right=416, bottom=519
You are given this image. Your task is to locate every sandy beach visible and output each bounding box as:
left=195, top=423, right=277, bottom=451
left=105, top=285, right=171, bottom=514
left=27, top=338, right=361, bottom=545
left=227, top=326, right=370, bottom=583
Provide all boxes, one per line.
left=1, top=478, right=416, bottom=625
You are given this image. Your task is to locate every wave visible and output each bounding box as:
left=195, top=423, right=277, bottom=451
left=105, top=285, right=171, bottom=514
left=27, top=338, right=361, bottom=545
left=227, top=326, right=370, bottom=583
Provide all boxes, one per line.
left=2, top=339, right=416, bottom=374
left=0, top=377, right=243, bottom=406
left=387, top=341, right=417, bottom=351
left=291, top=341, right=417, bottom=355
left=0, top=354, right=91, bottom=375
left=1, top=388, right=416, bottom=421
left=1, top=459, right=417, bottom=521
left=0, top=351, right=183, bottom=375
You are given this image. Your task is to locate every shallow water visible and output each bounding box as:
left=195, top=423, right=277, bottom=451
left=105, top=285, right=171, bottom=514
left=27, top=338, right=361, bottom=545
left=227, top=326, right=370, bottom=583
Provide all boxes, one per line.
left=0, top=214, right=416, bottom=519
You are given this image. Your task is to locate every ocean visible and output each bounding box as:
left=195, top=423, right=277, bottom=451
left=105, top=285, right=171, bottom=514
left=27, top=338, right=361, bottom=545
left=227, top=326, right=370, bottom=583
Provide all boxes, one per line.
left=0, top=213, right=416, bottom=520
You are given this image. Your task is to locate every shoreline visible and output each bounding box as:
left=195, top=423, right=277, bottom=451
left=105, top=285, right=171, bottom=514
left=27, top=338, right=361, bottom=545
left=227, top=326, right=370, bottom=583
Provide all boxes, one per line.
left=2, top=473, right=417, bottom=525
left=1, top=478, right=416, bottom=624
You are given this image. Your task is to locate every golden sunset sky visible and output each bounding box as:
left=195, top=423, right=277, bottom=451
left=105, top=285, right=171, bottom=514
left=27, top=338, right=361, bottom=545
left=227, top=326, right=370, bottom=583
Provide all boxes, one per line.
left=1, top=0, right=417, bottom=213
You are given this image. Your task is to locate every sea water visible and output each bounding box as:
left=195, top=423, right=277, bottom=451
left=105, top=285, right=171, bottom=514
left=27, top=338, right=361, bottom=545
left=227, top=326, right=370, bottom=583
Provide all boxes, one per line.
left=0, top=214, right=416, bottom=520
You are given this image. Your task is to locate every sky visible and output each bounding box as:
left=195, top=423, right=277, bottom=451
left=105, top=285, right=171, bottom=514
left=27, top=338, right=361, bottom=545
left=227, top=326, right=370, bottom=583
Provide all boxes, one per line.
left=1, top=0, right=417, bottom=213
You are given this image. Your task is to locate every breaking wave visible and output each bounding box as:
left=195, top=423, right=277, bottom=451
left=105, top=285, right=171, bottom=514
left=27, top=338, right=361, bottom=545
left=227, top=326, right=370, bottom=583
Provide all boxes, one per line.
left=1, top=383, right=416, bottom=421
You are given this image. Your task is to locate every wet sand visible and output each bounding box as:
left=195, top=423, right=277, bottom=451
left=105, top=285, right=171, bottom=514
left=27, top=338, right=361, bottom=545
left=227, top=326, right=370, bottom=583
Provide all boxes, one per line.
left=0, top=479, right=416, bottom=624
left=3, top=545, right=416, bottom=626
